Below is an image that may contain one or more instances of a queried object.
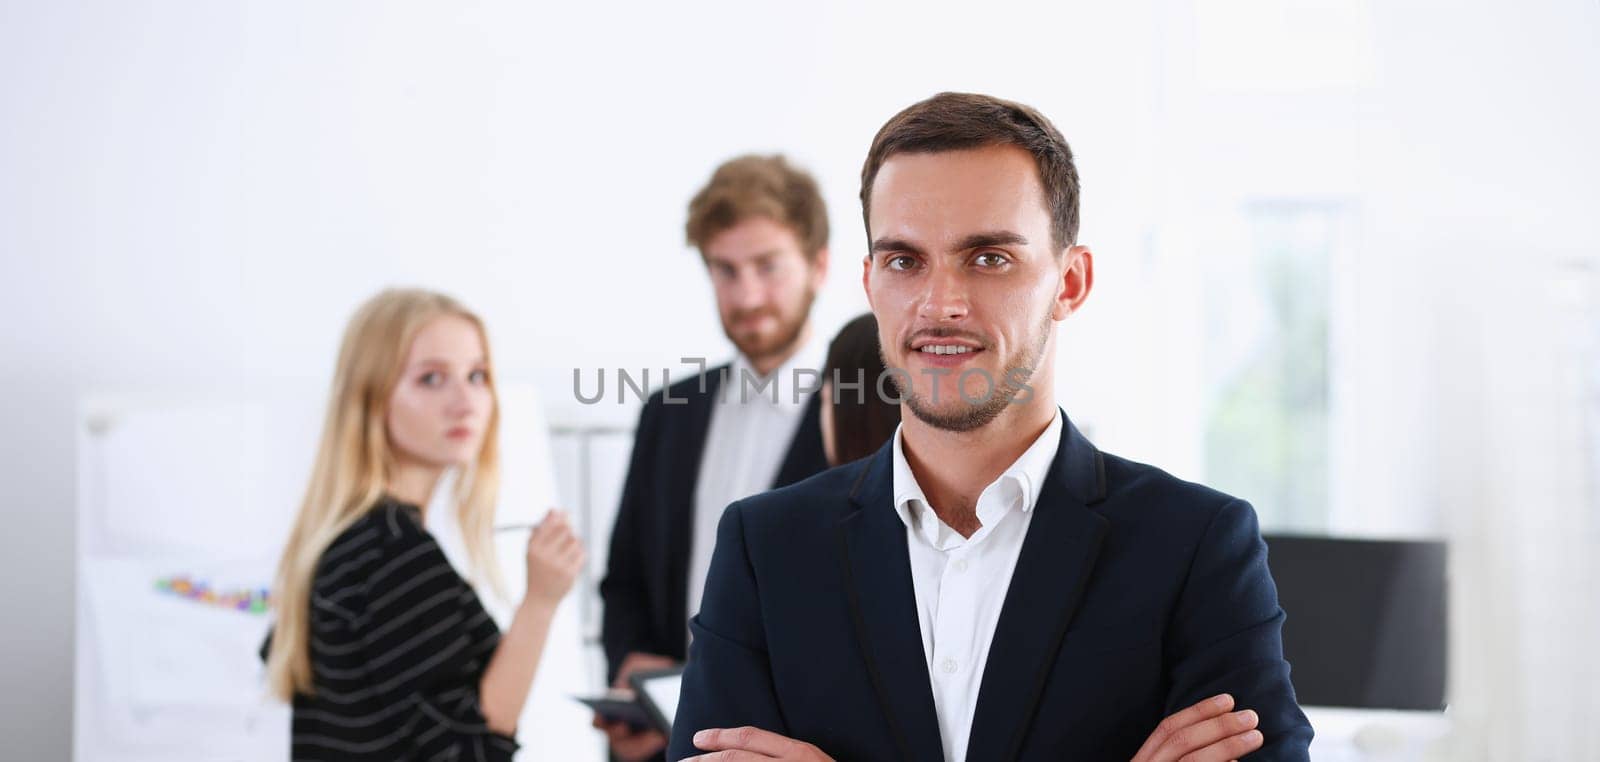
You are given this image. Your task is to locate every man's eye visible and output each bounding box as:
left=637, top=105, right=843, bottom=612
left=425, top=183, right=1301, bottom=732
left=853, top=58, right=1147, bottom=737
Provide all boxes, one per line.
left=887, top=255, right=918, bottom=271
left=974, top=252, right=1008, bottom=267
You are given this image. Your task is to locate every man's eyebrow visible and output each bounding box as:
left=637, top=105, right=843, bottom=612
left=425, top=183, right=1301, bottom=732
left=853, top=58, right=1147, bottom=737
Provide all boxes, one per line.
left=870, top=232, right=1029, bottom=257
left=954, top=231, right=1029, bottom=251
left=870, top=237, right=926, bottom=256
left=707, top=250, right=781, bottom=266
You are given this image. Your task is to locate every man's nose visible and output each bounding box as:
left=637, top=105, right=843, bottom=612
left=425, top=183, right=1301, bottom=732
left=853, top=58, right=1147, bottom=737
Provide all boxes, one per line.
left=729, top=269, right=767, bottom=311
left=918, top=263, right=969, bottom=322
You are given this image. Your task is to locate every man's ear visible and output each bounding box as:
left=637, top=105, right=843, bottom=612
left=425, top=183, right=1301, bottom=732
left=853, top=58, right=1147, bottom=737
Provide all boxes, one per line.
left=861, top=252, right=875, bottom=312
left=1052, top=244, right=1094, bottom=320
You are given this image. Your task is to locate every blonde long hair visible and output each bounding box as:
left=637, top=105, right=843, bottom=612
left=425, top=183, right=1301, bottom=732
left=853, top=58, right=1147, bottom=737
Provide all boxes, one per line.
left=266, top=288, right=503, bottom=700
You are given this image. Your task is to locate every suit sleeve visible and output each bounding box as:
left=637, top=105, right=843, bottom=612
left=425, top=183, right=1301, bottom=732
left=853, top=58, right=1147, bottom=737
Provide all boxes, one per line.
left=1164, top=499, right=1314, bottom=760
left=667, top=500, right=789, bottom=761
left=600, top=395, right=662, bottom=684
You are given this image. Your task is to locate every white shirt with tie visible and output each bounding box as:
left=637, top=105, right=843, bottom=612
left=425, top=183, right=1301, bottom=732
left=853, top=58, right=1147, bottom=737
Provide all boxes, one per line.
left=890, top=409, right=1064, bottom=762
left=686, top=338, right=826, bottom=623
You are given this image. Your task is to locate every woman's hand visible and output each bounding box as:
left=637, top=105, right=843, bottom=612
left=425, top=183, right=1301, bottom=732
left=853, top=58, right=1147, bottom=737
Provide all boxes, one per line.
left=480, top=509, right=584, bottom=734
left=523, top=509, right=584, bottom=607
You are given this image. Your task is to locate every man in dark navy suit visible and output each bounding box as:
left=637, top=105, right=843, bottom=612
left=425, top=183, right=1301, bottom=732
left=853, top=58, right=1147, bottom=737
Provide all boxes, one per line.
left=671, top=94, right=1313, bottom=761
left=597, top=155, right=835, bottom=760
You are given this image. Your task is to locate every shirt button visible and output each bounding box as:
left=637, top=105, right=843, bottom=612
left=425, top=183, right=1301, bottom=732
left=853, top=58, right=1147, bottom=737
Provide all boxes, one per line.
left=952, top=559, right=969, bottom=573
left=941, top=658, right=958, bottom=674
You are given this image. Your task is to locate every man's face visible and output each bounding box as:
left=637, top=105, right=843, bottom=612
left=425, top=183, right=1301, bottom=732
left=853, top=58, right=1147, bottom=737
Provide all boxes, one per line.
left=704, top=216, right=827, bottom=369
left=864, top=144, right=1090, bottom=432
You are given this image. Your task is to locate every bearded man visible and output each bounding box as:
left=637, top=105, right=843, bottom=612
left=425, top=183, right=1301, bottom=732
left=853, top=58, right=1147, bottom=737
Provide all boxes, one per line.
left=597, top=154, right=835, bottom=761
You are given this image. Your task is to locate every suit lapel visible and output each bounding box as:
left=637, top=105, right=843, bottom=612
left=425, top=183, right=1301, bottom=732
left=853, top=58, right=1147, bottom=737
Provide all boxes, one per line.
left=965, top=415, right=1110, bottom=762
left=772, top=390, right=827, bottom=488
left=838, top=444, right=946, bottom=762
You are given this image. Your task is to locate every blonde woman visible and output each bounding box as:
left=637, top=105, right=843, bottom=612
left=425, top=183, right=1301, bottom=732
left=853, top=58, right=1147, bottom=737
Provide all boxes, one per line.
left=262, top=289, right=583, bottom=761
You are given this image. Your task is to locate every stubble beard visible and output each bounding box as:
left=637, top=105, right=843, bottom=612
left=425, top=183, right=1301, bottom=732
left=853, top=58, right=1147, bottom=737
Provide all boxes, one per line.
left=893, top=312, right=1053, bottom=433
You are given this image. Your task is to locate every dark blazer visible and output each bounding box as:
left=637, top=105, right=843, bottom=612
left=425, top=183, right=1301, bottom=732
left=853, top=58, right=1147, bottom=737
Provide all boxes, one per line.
left=600, top=364, right=829, bottom=683
left=669, top=413, right=1313, bottom=762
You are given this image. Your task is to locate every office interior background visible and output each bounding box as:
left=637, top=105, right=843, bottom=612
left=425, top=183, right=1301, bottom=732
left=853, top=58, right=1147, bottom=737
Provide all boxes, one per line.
left=3, top=0, right=1598, bottom=759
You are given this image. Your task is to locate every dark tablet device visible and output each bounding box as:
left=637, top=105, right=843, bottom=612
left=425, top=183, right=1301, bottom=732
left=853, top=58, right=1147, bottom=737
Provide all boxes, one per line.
left=574, top=689, right=652, bottom=731
left=627, top=666, right=685, bottom=736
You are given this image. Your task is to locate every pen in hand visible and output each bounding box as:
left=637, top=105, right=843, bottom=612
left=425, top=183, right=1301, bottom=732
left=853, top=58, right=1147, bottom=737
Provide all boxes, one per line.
left=495, top=510, right=570, bottom=534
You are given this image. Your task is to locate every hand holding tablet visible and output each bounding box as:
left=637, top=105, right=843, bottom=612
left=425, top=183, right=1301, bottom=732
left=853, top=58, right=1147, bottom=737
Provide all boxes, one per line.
left=627, top=666, right=684, bottom=735
left=576, top=689, right=654, bottom=732
left=574, top=666, right=683, bottom=735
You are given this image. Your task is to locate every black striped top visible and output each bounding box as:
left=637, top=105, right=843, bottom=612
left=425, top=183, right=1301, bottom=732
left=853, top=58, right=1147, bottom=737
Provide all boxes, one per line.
left=278, top=497, right=518, bottom=762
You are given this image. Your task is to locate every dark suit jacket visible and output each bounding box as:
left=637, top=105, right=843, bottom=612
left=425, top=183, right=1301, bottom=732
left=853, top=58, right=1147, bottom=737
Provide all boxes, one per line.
left=669, top=414, right=1313, bottom=761
left=600, top=365, right=829, bottom=684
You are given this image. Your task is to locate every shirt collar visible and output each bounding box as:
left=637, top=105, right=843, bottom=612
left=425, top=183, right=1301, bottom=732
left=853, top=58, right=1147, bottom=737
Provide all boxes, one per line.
left=890, top=409, right=1064, bottom=542
left=1004, top=408, right=1064, bottom=514
left=726, top=332, right=826, bottom=411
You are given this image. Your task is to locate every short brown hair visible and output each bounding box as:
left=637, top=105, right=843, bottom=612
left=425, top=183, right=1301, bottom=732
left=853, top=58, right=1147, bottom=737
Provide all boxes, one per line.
left=686, top=154, right=829, bottom=260
left=860, top=92, right=1081, bottom=249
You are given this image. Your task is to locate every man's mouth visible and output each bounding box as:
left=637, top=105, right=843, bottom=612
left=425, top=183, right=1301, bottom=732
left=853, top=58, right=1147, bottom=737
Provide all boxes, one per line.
left=917, top=344, right=976, bottom=356
left=907, top=337, right=986, bottom=368
left=732, top=309, right=775, bottom=325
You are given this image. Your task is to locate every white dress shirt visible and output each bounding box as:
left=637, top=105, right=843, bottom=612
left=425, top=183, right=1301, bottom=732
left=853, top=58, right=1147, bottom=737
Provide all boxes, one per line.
left=686, top=337, right=826, bottom=623
left=890, top=409, right=1064, bottom=762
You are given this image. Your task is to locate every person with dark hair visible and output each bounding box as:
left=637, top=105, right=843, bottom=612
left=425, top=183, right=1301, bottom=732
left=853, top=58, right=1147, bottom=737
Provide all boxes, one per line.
left=596, top=154, right=834, bottom=761
left=671, top=93, right=1313, bottom=762
left=819, top=313, right=901, bottom=466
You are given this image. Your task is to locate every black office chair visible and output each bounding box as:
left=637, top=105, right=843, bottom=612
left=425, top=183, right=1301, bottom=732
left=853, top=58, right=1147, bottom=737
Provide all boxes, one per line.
left=1263, top=535, right=1448, bottom=710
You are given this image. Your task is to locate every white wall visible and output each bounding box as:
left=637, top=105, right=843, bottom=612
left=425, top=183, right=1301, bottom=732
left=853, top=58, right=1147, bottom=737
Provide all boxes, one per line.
left=3, top=0, right=1598, bottom=757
